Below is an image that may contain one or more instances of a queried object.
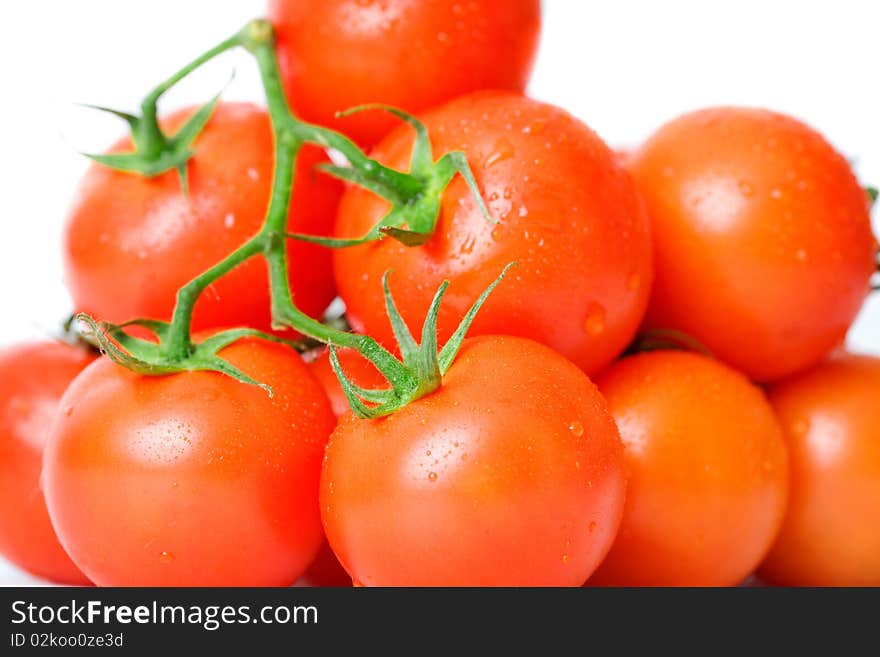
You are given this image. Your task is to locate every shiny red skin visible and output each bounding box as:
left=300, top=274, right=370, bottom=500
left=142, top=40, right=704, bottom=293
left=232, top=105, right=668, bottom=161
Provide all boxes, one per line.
left=321, top=336, right=627, bottom=586
left=269, top=0, right=542, bottom=146
left=64, top=102, right=342, bottom=333
left=0, top=342, right=93, bottom=584
left=43, top=340, right=335, bottom=586
left=629, top=107, right=876, bottom=381
left=760, top=352, right=880, bottom=586
left=591, top=350, right=789, bottom=586
left=334, top=92, right=653, bottom=376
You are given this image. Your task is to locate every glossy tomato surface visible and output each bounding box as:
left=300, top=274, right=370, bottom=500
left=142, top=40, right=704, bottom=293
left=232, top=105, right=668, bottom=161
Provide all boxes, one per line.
left=334, top=92, right=653, bottom=376
left=591, top=350, right=788, bottom=586
left=760, top=352, right=880, bottom=586
left=0, top=341, right=93, bottom=584
left=321, top=336, right=627, bottom=586
left=269, top=0, right=541, bottom=146
left=629, top=107, right=876, bottom=381
left=43, top=340, right=335, bottom=586
left=64, top=102, right=342, bottom=333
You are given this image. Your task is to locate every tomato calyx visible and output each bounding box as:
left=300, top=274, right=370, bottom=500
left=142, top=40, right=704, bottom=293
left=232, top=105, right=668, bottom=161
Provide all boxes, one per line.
left=79, top=30, right=244, bottom=193
left=329, top=263, right=515, bottom=419
left=291, top=105, right=496, bottom=248
left=75, top=316, right=302, bottom=395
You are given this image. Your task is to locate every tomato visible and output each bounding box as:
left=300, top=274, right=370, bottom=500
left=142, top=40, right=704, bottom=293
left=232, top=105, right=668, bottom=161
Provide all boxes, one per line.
left=590, top=350, right=788, bottom=586
left=64, top=102, right=342, bottom=334
left=269, top=0, right=542, bottom=146
left=320, top=335, right=626, bottom=586
left=628, top=107, right=876, bottom=381
left=306, top=347, right=387, bottom=418
left=334, top=92, right=653, bottom=376
left=0, top=341, right=93, bottom=584
left=42, top=339, right=335, bottom=586
left=759, top=352, right=880, bottom=586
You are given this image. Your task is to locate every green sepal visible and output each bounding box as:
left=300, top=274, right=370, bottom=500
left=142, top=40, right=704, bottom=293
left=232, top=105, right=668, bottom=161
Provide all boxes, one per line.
left=73, top=313, right=309, bottom=396
left=330, top=264, right=514, bottom=419
left=80, top=91, right=220, bottom=192
left=290, top=104, right=496, bottom=249
left=867, top=186, right=878, bottom=207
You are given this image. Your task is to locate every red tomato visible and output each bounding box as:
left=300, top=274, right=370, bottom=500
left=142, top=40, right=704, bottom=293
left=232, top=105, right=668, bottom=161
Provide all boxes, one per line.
left=43, top=340, right=335, bottom=586
left=334, top=92, right=653, bottom=376
left=64, top=102, right=342, bottom=333
left=760, top=352, right=880, bottom=586
left=0, top=341, right=93, bottom=584
left=629, top=107, right=876, bottom=381
left=269, top=0, right=542, bottom=146
left=306, top=347, right=387, bottom=418
left=591, top=350, right=788, bottom=586
left=321, top=336, right=627, bottom=586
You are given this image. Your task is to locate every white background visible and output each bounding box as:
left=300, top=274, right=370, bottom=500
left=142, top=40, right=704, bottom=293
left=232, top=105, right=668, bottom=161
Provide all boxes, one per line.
left=0, top=1, right=877, bottom=584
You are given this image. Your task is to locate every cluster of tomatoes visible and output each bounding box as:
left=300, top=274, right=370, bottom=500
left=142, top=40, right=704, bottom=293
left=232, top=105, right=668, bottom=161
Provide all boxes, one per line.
left=1, top=0, right=878, bottom=587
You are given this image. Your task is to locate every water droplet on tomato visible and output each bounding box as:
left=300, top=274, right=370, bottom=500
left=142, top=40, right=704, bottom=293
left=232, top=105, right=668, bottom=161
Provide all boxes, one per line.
left=485, top=138, right=514, bottom=167
left=569, top=421, right=584, bottom=437
left=562, top=554, right=570, bottom=564
left=427, top=472, right=438, bottom=482
left=522, top=119, right=546, bottom=135
left=159, top=551, right=175, bottom=563
left=583, top=303, right=606, bottom=336
left=589, top=521, right=597, bottom=533
left=770, top=188, right=783, bottom=200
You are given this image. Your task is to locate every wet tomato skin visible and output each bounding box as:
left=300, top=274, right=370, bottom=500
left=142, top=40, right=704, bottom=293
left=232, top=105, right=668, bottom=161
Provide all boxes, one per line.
left=64, top=102, right=342, bottom=334
left=760, top=352, right=880, bottom=586
left=269, top=0, right=542, bottom=146
left=334, top=92, right=653, bottom=376
left=591, top=350, right=789, bottom=586
left=0, top=341, right=93, bottom=584
left=43, top=339, right=335, bottom=587
left=320, top=336, right=627, bottom=586
left=629, top=107, right=876, bottom=381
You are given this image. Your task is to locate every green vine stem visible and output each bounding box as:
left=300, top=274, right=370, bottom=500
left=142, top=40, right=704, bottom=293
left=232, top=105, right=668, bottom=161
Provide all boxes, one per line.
left=77, top=19, right=509, bottom=417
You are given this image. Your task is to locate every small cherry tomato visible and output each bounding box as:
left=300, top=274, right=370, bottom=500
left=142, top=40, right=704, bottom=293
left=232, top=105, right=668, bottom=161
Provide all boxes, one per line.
left=629, top=107, right=876, bottom=381
left=334, top=92, right=653, bottom=376
left=591, top=350, right=789, bottom=586
left=269, top=0, right=542, bottom=146
left=0, top=341, right=93, bottom=584
left=43, top=339, right=335, bottom=586
left=760, top=352, right=880, bottom=586
left=321, top=336, right=627, bottom=586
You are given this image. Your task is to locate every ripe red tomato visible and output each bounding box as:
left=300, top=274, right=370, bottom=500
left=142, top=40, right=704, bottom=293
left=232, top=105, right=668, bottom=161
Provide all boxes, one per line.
left=43, top=339, right=335, bottom=586
left=64, top=102, right=342, bottom=333
left=591, top=350, right=788, bottom=586
left=628, top=107, right=876, bottom=381
left=306, top=347, right=387, bottom=418
left=269, top=0, right=542, bottom=146
left=334, top=92, right=653, bottom=376
left=759, top=352, right=880, bottom=586
left=320, top=336, right=627, bottom=586
left=0, top=341, right=93, bottom=584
